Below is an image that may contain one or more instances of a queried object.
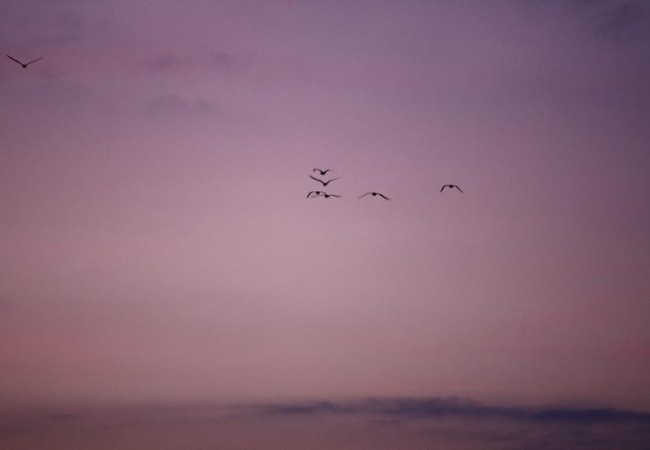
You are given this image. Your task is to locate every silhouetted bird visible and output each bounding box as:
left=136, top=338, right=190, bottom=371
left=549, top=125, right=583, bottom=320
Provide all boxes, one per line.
left=440, top=184, right=463, bottom=193
left=307, top=191, right=341, bottom=199
left=358, top=192, right=390, bottom=200
left=7, top=54, right=43, bottom=68
left=309, top=175, right=340, bottom=186
left=313, top=168, right=335, bottom=176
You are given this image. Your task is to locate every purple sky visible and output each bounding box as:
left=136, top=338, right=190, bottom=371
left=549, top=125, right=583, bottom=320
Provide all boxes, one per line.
left=1, top=0, right=649, bottom=428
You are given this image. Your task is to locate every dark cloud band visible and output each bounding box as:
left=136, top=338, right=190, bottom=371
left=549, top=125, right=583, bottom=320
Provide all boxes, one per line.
left=256, top=397, right=650, bottom=425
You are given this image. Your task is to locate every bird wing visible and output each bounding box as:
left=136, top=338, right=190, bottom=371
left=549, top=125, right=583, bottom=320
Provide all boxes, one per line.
left=25, top=57, right=43, bottom=65
left=440, top=185, right=447, bottom=193
left=323, top=176, right=340, bottom=185
left=377, top=193, right=391, bottom=200
left=454, top=185, right=463, bottom=193
left=358, top=192, right=371, bottom=199
left=309, top=175, right=325, bottom=185
left=306, top=191, right=320, bottom=198
left=6, top=54, right=23, bottom=65
left=329, top=194, right=342, bottom=198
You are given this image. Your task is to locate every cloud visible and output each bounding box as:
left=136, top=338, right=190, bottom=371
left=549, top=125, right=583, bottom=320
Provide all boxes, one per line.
left=2, top=399, right=649, bottom=450
left=48, top=413, right=82, bottom=421
left=147, top=51, right=243, bottom=73
left=562, top=1, right=648, bottom=42
left=142, top=94, right=218, bottom=116
left=598, top=2, right=646, bottom=34
left=149, top=53, right=185, bottom=71
left=0, top=76, right=104, bottom=111
left=255, top=397, right=650, bottom=425
left=252, top=398, right=650, bottom=449
left=0, top=8, right=117, bottom=49
left=208, top=51, right=240, bottom=69
left=39, top=10, right=85, bottom=46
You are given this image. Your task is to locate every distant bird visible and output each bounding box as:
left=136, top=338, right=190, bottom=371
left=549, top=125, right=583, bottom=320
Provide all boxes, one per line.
left=313, top=168, right=335, bottom=176
left=309, top=175, right=340, bottom=186
left=440, top=184, right=463, bottom=193
left=307, top=191, right=341, bottom=199
left=6, top=54, right=43, bottom=68
left=358, top=192, right=390, bottom=200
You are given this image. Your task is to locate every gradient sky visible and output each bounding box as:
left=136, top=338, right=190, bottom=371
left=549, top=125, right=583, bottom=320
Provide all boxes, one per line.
left=1, top=0, right=649, bottom=420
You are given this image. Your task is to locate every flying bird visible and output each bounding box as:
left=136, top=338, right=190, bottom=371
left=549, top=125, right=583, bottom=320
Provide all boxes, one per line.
left=440, top=184, right=463, bottom=193
left=307, top=191, right=341, bottom=199
left=313, top=168, right=335, bottom=176
left=358, top=192, right=390, bottom=200
left=7, top=54, right=43, bottom=68
left=309, top=175, right=340, bottom=186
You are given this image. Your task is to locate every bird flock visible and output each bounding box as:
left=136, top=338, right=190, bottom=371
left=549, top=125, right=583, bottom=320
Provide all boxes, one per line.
left=307, top=168, right=462, bottom=201
left=307, top=169, right=343, bottom=199
left=6, top=55, right=464, bottom=199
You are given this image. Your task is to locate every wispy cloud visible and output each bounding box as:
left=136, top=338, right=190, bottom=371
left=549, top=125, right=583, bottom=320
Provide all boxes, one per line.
left=208, top=51, right=240, bottom=70
left=142, top=94, right=218, bottom=116
left=48, top=413, right=82, bottom=421
left=149, top=52, right=185, bottom=71
left=1, top=8, right=117, bottom=49
left=598, top=2, right=646, bottom=34
left=255, top=397, right=650, bottom=425
left=147, top=50, right=243, bottom=73
left=2, top=399, right=649, bottom=450
left=251, top=398, right=650, bottom=448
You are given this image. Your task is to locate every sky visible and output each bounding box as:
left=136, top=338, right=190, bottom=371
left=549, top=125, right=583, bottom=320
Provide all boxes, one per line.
left=1, top=0, right=649, bottom=447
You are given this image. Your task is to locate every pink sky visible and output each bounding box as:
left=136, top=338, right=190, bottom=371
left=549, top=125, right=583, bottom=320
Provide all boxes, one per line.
left=1, top=0, right=649, bottom=422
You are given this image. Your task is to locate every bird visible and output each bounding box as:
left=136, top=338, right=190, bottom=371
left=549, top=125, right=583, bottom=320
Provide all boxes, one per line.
left=313, top=168, right=335, bottom=176
left=309, top=175, right=340, bottom=186
left=358, top=192, right=390, bottom=200
left=440, top=184, right=463, bottom=193
left=6, top=54, right=43, bottom=69
left=307, top=191, right=341, bottom=199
